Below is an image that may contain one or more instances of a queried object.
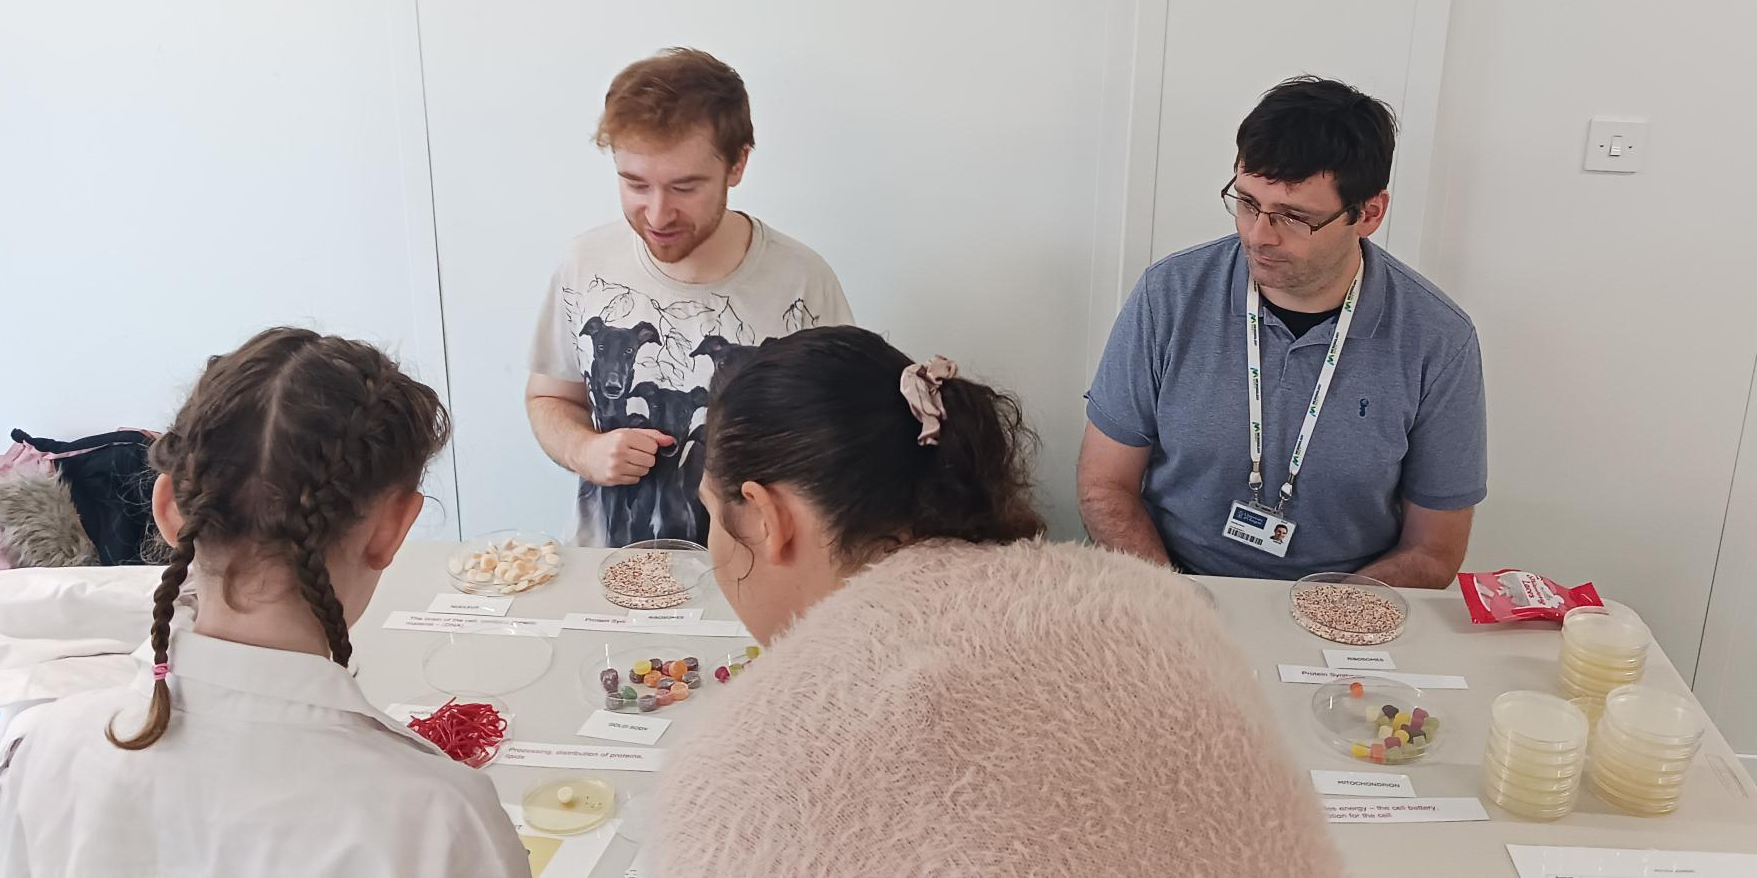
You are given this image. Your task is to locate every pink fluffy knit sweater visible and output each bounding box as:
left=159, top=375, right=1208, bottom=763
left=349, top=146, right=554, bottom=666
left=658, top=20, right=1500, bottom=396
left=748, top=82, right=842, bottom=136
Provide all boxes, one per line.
left=658, top=540, right=1343, bottom=877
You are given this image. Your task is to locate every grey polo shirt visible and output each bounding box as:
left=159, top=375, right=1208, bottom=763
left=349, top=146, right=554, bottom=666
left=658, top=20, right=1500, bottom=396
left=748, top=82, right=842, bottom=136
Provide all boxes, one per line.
left=1086, top=235, right=1487, bottom=581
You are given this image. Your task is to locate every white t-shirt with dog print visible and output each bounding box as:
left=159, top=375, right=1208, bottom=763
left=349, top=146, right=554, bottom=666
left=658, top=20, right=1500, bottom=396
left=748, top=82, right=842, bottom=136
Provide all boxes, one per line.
left=529, top=215, right=852, bottom=548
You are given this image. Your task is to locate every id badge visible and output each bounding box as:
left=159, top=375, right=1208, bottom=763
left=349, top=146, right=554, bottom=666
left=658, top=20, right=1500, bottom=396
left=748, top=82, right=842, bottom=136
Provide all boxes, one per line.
left=1222, top=501, right=1296, bottom=558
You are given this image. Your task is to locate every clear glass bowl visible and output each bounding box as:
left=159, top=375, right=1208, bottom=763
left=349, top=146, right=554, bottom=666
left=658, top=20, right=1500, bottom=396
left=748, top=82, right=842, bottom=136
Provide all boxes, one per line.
left=1290, top=573, right=1407, bottom=645
left=447, top=530, right=563, bottom=596
left=421, top=621, right=554, bottom=695
left=397, top=690, right=512, bottom=769
left=1311, top=676, right=1442, bottom=764
left=520, top=775, right=619, bottom=835
left=599, top=540, right=709, bottom=610
left=581, top=644, right=706, bottom=714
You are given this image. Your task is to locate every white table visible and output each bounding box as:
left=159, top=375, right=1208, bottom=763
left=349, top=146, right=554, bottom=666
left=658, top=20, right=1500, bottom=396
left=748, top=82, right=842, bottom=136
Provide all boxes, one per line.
left=354, top=543, right=1757, bottom=876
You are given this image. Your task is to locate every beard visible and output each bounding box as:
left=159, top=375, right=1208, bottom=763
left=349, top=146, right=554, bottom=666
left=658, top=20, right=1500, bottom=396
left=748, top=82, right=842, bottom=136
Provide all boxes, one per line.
left=1244, top=240, right=1353, bottom=299
left=631, top=188, right=729, bottom=265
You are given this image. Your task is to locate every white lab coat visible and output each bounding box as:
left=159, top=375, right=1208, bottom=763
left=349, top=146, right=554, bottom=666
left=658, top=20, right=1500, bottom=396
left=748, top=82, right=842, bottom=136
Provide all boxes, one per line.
left=0, top=628, right=529, bottom=877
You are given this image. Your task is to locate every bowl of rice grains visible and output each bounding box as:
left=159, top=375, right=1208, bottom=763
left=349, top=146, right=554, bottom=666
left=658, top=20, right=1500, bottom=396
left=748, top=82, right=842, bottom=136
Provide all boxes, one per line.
left=1289, top=573, right=1407, bottom=645
left=599, top=540, right=710, bottom=610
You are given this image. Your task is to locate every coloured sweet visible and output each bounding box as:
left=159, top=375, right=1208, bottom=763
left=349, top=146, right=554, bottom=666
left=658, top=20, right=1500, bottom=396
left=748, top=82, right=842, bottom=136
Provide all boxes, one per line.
left=605, top=694, right=626, bottom=710
left=620, top=685, right=638, bottom=701
left=670, top=683, right=690, bottom=701
left=730, top=661, right=745, bottom=677
left=1370, top=743, right=1386, bottom=763
left=684, top=656, right=700, bottom=671
left=1382, top=705, right=1398, bottom=720
left=656, top=691, right=674, bottom=707
left=634, top=659, right=653, bottom=677
left=637, top=694, right=657, bottom=712
left=714, top=666, right=730, bottom=683
left=1411, top=707, right=1428, bottom=722
left=670, top=661, right=689, bottom=679
left=746, top=645, right=762, bottom=661
left=1393, top=711, right=1411, bottom=729
left=1366, top=705, right=1384, bottom=723
left=1378, top=725, right=1393, bottom=740
left=1348, top=681, right=1365, bottom=699
left=1411, top=734, right=1427, bottom=748
left=599, top=669, right=620, bottom=693
left=658, top=676, right=675, bottom=689
left=648, top=658, right=663, bottom=674
left=1395, top=729, right=1410, bottom=744
left=1351, top=743, right=1370, bottom=759
left=644, top=672, right=663, bottom=688
left=1384, top=736, right=1401, bottom=750
left=683, top=671, right=702, bottom=689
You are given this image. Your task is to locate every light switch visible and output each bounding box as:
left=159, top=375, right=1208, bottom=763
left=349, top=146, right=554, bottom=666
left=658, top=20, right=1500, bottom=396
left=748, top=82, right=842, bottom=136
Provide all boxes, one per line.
left=1585, top=117, right=1648, bottom=173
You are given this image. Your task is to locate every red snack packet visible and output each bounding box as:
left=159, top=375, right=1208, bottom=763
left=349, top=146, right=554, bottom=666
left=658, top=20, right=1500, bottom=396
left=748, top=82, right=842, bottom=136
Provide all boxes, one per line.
left=1458, top=569, right=1602, bottom=624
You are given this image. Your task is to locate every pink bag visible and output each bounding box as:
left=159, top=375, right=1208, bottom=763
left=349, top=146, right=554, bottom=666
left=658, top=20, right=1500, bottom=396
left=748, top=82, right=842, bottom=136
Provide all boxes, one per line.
left=0, top=441, right=58, bottom=570
left=0, top=441, right=55, bottom=480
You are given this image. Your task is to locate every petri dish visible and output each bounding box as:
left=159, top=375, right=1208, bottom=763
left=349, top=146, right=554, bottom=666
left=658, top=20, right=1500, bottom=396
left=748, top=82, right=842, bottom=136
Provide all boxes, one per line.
left=1490, top=691, right=1589, bottom=750
left=396, top=690, right=511, bottom=769
left=1290, top=574, right=1407, bottom=645
left=1592, top=729, right=1698, bottom=775
left=1481, top=768, right=1581, bottom=807
left=600, top=540, right=710, bottom=610
left=447, top=530, right=563, bottom=596
left=521, top=776, right=618, bottom=835
left=421, top=621, right=554, bottom=695
left=583, top=644, right=707, bottom=714
left=1483, top=738, right=1585, bottom=777
left=1310, top=676, right=1442, bottom=764
left=1601, top=685, right=1707, bottom=747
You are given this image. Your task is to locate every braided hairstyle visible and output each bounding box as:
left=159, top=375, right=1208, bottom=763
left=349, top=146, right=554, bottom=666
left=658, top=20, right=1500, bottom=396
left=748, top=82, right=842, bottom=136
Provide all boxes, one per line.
left=108, top=328, right=450, bottom=750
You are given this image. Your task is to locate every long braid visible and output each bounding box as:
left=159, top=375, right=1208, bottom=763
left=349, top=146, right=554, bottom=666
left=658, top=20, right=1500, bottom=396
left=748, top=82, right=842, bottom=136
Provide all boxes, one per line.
left=286, top=365, right=388, bottom=668
left=106, top=500, right=201, bottom=749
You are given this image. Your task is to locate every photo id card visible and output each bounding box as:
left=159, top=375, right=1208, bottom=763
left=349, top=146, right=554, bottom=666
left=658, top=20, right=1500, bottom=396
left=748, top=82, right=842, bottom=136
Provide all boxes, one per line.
left=1222, top=501, right=1296, bottom=557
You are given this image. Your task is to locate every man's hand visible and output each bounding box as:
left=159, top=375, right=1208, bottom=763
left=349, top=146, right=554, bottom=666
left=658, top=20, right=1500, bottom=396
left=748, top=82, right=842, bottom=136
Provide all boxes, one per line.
left=572, top=428, right=675, bottom=486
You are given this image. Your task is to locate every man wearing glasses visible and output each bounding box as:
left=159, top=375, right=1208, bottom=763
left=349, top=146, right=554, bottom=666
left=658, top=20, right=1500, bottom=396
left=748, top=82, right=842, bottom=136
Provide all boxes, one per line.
left=1078, top=76, right=1486, bottom=589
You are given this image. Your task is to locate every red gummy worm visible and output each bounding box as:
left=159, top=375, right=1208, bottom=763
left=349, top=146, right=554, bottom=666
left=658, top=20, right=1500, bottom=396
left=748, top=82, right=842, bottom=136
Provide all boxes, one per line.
left=407, top=698, right=508, bottom=769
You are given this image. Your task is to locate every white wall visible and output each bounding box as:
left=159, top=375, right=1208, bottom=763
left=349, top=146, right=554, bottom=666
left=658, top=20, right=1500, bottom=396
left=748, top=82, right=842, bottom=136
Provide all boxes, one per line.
left=417, top=0, right=1122, bottom=541
left=1699, top=371, right=1757, bottom=766
left=1148, top=0, right=1450, bottom=265
left=0, top=0, right=461, bottom=539
left=1421, top=1, right=1757, bottom=692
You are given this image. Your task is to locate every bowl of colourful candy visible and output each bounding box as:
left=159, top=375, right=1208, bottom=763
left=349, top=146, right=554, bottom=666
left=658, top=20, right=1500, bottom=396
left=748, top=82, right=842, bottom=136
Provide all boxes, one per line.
left=447, top=530, right=563, bottom=596
left=1311, top=676, right=1442, bottom=765
left=588, top=645, right=705, bottom=713
left=396, top=690, right=512, bottom=769
left=599, top=540, right=708, bottom=610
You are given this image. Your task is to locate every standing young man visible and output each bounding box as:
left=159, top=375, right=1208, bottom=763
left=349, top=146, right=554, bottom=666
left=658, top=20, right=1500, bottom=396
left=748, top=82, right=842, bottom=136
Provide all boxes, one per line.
left=527, top=48, right=852, bottom=547
left=1079, top=77, right=1487, bottom=588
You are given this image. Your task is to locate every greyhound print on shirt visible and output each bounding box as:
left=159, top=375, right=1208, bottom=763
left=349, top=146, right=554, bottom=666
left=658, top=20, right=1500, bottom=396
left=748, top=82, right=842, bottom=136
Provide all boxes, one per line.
left=529, top=218, right=852, bottom=547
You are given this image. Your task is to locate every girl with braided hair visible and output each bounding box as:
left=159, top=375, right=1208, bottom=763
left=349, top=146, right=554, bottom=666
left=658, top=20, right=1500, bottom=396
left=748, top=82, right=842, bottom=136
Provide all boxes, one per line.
left=0, top=328, right=526, bottom=877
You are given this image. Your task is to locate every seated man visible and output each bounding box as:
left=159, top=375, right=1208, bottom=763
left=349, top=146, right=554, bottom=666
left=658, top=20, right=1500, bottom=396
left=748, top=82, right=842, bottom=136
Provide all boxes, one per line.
left=1079, top=76, right=1486, bottom=588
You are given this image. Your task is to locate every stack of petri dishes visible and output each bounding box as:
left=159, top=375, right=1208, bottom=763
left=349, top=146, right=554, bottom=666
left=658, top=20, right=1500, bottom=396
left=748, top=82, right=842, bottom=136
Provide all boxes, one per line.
left=1482, top=690, right=1591, bottom=821
left=1558, top=601, right=1650, bottom=702
left=1587, top=684, right=1705, bottom=816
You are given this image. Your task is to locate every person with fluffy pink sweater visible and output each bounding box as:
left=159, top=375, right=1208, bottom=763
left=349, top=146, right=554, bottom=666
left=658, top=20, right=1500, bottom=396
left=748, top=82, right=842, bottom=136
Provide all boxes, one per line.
left=659, top=325, right=1344, bottom=877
